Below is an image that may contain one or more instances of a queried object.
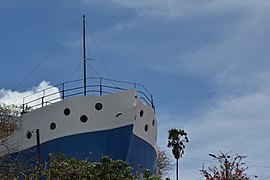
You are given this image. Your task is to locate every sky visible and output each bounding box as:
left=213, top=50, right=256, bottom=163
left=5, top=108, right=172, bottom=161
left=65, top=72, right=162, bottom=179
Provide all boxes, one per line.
left=1, top=0, right=270, bottom=179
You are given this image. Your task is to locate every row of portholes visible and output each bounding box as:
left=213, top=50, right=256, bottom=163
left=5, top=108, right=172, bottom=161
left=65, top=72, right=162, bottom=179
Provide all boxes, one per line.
left=26, top=105, right=153, bottom=138
left=26, top=121, right=57, bottom=139
left=144, top=119, right=156, bottom=132
left=26, top=103, right=99, bottom=139
left=64, top=103, right=103, bottom=116
left=26, top=115, right=88, bottom=139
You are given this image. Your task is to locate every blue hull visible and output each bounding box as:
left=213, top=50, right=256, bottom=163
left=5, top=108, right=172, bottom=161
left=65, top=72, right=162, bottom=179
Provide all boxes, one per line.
left=15, top=125, right=157, bottom=172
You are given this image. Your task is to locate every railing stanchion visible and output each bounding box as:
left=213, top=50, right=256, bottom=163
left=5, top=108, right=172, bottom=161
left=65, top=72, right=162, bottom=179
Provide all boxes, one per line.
left=100, top=78, right=102, bottom=95
left=21, top=78, right=155, bottom=112
left=62, top=83, right=65, bottom=100
left=22, top=97, right=25, bottom=113
left=151, top=95, right=155, bottom=112
left=41, top=97, right=44, bottom=107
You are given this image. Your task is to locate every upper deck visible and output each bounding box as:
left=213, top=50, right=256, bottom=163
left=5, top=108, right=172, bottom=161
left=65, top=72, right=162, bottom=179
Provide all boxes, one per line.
left=22, top=77, right=155, bottom=113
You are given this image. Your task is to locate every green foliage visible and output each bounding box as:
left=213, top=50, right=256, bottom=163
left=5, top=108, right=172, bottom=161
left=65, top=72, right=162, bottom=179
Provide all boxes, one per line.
left=167, top=128, right=189, bottom=159
left=200, top=152, right=256, bottom=180
left=45, top=154, right=135, bottom=180
left=167, top=128, right=189, bottom=180
left=0, top=154, right=39, bottom=179
left=143, top=169, right=162, bottom=180
left=0, top=153, right=161, bottom=180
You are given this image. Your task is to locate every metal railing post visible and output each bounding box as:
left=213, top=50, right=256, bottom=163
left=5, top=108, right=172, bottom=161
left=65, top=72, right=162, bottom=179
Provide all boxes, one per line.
left=41, top=97, right=44, bottom=107
left=151, top=95, right=155, bottom=112
left=100, top=78, right=102, bottom=95
left=62, top=83, right=65, bottom=100
left=22, top=97, right=25, bottom=113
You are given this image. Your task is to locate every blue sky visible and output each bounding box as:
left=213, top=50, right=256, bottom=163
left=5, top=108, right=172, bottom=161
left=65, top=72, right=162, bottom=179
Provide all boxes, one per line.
left=1, top=0, right=270, bottom=179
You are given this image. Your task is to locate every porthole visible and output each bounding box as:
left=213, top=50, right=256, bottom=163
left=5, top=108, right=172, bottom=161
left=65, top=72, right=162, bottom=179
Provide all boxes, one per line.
left=135, top=95, right=138, bottom=99
left=50, top=122, right=56, bottom=130
left=144, top=124, right=149, bottom=132
left=140, top=110, right=144, bottom=117
left=95, top=103, right=103, bottom=111
left=64, top=108, right=71, bottom=116
left=26, top=131, right=32, bottom=139
left=152, top=119, right=155, bottom=126
left=80, top=115, right=88, bottom=123
left=116, top=112, right=122, bottom=117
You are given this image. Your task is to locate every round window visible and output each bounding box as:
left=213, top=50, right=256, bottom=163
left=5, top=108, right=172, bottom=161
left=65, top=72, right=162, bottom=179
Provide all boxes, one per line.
left=140, top=110, right=144, bottom=117
left=95, top=103, right=103, bottom=111
left=80, top=115, right=88, bottom=123
left=26, top=131, right=32, bottom=139
left=152, top=119, right=155, bottom=126
left=64, top=108, right=71, bottom=116
left=50, top=122, right=56, bottom=130
left=144, top=124, right=148, bottom=132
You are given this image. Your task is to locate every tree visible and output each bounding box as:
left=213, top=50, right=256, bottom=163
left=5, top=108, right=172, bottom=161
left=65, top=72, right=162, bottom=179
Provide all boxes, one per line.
left=167, top=128, right=189, bottom=180
left=0, top=154, right=39, bottom=179
left=156, top=148, right=172, bottom=177
left=0, top=104, right=21, bottom=140
left=0, top=153, right=161, bottom=179
left=46, top=154, right=135, bottom=180
left=200, top=152, right=257, bottom=180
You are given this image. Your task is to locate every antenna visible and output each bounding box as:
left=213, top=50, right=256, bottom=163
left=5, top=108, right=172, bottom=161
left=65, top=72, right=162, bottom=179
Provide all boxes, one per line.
left=83, top=15, right=87, bottom=96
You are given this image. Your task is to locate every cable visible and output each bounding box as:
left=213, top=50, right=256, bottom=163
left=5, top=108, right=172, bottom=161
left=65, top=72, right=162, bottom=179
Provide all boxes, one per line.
left=13, top=17, right=81, bottom=91
left=86, top=20, right=113, bottom=82
left=64, top=63, right=82, bottom=82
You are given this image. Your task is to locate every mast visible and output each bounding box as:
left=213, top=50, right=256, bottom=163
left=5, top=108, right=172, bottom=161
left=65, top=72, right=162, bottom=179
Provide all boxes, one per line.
left=83, top=15, right=87, bottom=96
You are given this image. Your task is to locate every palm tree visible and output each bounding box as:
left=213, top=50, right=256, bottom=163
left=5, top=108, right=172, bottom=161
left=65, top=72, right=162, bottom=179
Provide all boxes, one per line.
left=167, top=128, right=189, bottom=180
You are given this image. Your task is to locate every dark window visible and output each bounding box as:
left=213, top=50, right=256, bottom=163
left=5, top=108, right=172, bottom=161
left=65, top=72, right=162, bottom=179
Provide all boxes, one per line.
left=116, top=112, right=122, bottom=117
left=95, top=103, right=103, bottom=111
left=50, top=122, right=56, bottom=130
left=64, top=108, right=71, bottom=116
left=152, top=119, right=155, bottom=126
left=144, top=124, right=148, bottom=132
left=26, top=131, right=32, bottom=139
left=80, top=115, right=88, bottom=123
left=140, top=110, right=144, bottom=117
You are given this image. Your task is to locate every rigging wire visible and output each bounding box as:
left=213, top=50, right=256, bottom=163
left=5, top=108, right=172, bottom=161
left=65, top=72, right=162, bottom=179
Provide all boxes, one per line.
left=64, top=63, right=82, bottom=83
left=13, top=17, right=81, bottom=91
left=86, top=20, right=113, bottom=82
left=87, top=63, right=102, bottom=78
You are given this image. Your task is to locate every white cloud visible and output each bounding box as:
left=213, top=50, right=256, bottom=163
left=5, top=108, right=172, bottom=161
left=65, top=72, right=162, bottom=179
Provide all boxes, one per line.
left=110, top=0, right=268, bottom=19
left=0, top=81, right=60, bottom=108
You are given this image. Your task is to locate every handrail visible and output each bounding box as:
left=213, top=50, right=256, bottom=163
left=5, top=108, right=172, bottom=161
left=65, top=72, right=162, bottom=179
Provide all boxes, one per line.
left=22, top=77, right=155, bottom=113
